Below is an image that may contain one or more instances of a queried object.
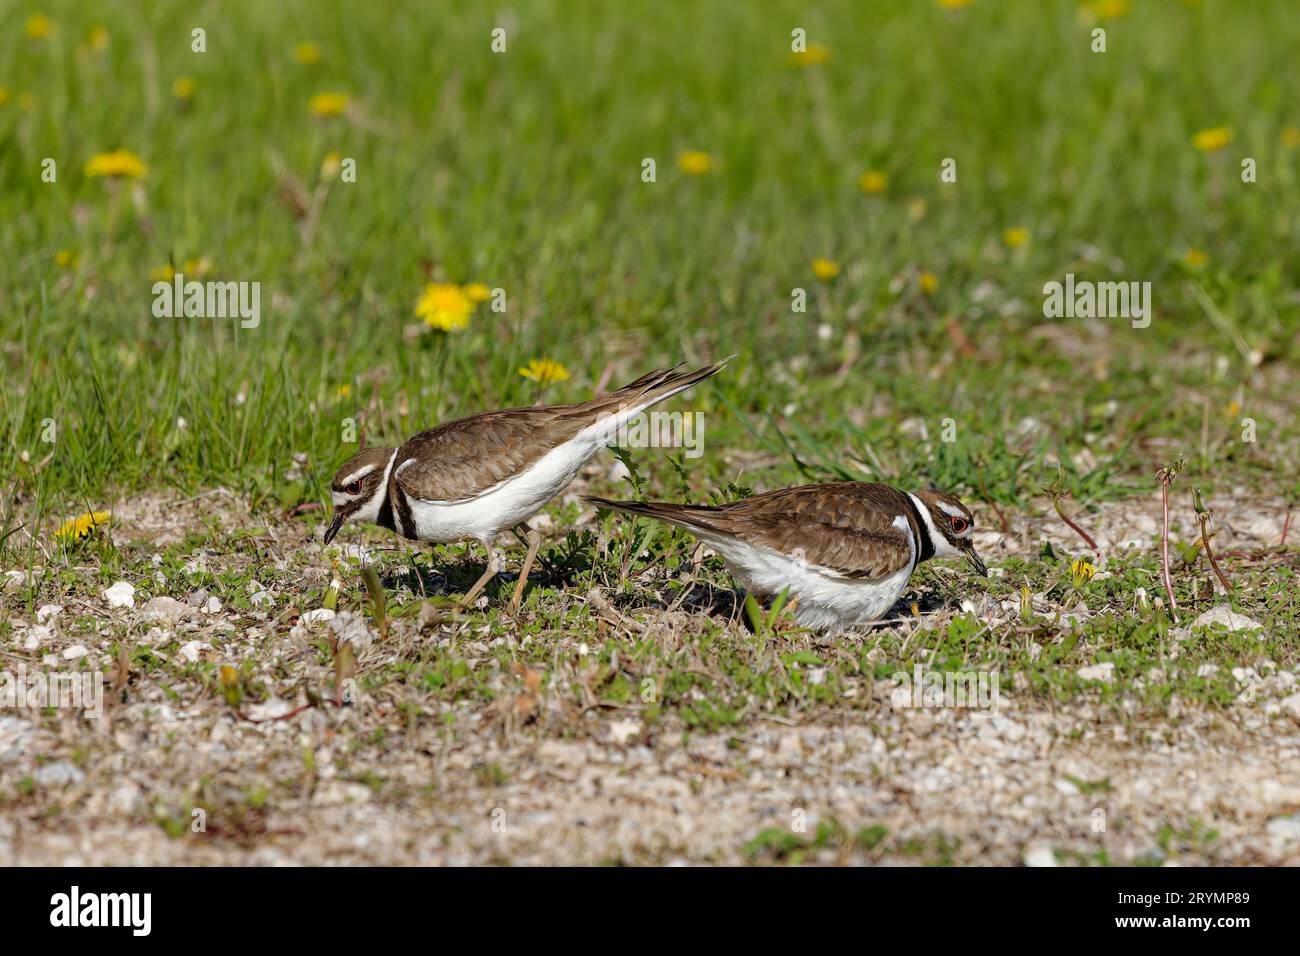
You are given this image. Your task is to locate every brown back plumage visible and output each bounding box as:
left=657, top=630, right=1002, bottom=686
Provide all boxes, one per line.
left=587, top=482, right=925, bottom=580
left=394, top=359, right=728, bottom=503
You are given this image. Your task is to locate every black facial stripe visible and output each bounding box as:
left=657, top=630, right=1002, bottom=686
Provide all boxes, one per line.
left=391, top=480, right=416, bottom=540
left=375, top=479, right=396, bottom=533
left=903, top=496, right=936, bottom=566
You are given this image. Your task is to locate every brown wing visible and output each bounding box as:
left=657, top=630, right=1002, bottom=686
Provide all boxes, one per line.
left=394, top=408, right=585, bottom=502
left=396, top=360, right=728, bottom=503
left=587, top=482, right=918, bottom=580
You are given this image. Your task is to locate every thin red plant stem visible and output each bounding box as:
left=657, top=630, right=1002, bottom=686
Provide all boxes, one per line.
left=1053, top=497, right=1101, bottom=559
left=972, top=460, right=1008, bottom=535
left=1160, top=481, right=1178, bottom=619
left=1199, top=520, right=1233, bottom=594
left=236, top=696, right=347, bottom=723
left=1282, top=510, right=1292, bottom=547
left=985, top=497, right=1011, bottom=535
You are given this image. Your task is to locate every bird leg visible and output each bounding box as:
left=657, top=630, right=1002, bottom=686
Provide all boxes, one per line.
left=510, top=529, right=542, bottom=614
left=510, top=525, right=556, bottom=575
left=459, top=541, right=500, bottom=608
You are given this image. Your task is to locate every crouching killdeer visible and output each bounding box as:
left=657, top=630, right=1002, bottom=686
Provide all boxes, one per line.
left=324, top=359, right=728, bottom=609
left=587, top=482, right=987, bottom=633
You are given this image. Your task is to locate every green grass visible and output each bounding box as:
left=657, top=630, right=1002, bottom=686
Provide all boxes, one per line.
left=3, top=0, right=1299, bottom=552
left=3, top=0, right=1299, bottom=707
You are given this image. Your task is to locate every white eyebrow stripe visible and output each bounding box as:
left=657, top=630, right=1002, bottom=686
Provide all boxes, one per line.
left=937, top=501, right=967, bottom=519
left=339, top=464, right=377, bottom=486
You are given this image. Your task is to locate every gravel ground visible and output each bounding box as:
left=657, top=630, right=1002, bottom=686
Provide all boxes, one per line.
left=6, top=695, right=1300, bottom=866
left=3, top=486, right=1299, bottom=866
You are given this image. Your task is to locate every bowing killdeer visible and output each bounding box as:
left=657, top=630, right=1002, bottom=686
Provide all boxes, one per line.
left=324, top=360, right=728, bottom=609
left=587, top=481, right=987, bottom=633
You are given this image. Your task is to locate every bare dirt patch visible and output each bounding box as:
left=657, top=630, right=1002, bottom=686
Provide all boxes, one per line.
left=3, top=488, right=1298, bottom=865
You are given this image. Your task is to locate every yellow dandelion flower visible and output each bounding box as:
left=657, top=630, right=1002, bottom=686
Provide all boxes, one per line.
left=173, top=76, right=197, bottom=100
left=1225, top=399, right=1241, bottom=418
left=519, top=358, right=571, bottom=385
left=320, top=151, right=343, bottom=177
left=1184, top=248, right=1208, bottom=269
left=89, top=25, right=109, bottom=50
left=1193, top=126, right=1233, bottom=152
left=812, top=258, right=841, bottom=281
left=938, top=0, right=972, bottom=8
left=55, top=249, right=77, bottom=269
left=463, top=283, right=492, bottom=303
left=858, top=170, right=889, bottom=194
left=336, top=384, right=352, bottom=399
left=1282, top=127, right=1300, bottom=148
left=1002, top=226, right=1030, bottom=248
left=219, top=664, right=242, bottom=706
left=790, top=43, right=830, bottom=67
left=182, top=256, right=212, bottom=277
left=149, top=264, right=175, bottom=282
left=293, top=41, right=323, bottom=65
left=677, top=151, right=713, bottom=176
left=0, top=87, right=9, bottom=108
left=1086, top=0, right=1129, bottom=20
left=85, top=150, right=148, bottom=179
left=309, top=92, right=350, bottom=117
left=919, top=272, right=938, bottom=295
left=55, top=511, right=111, bottom=541
left=415, top=283, right=473, bottom=332
left=26, top=14, right=53, bottom=40
left=1070, top=557, right=1095, bottom=586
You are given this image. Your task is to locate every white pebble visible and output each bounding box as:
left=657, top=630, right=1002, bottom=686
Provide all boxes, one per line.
left=103, top=580, right=136, bottom=609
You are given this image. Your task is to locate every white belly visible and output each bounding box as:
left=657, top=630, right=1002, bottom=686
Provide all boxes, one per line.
left=404, top=431, right=601, bottom=544
left=696, top=531, right=914, bottom=633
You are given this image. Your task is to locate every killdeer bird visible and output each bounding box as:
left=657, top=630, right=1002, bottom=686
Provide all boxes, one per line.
left=587, top=482, right=987, bottom=633
left=323, top=359, right=728, bottom=609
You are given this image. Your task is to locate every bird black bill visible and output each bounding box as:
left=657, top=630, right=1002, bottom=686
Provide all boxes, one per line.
left=323, top=511, right=345, bottom=545
left=963, top=544, right=988, bottom=577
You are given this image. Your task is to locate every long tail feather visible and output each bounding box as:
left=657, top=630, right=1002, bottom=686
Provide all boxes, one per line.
left=578, top=356, right=732, bottom=424
left=584, top=496, right=723, bottom=533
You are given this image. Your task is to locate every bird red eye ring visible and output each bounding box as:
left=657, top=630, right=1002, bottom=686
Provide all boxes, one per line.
left=347, top=480, right=362, bottom=495
left=950, top=516, right=968, bottom=534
